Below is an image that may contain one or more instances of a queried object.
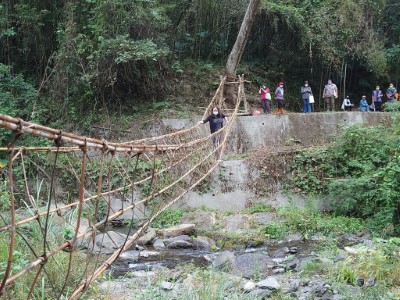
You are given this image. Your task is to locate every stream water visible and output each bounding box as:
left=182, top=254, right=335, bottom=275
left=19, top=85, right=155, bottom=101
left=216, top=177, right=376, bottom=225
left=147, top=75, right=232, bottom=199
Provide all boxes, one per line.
left=107, top=239, right=324, bottom=278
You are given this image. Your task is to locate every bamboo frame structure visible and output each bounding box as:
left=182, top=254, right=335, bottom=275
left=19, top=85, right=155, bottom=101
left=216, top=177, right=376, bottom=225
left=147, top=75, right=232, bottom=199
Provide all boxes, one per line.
left=0, top=76, right=247, bottom=299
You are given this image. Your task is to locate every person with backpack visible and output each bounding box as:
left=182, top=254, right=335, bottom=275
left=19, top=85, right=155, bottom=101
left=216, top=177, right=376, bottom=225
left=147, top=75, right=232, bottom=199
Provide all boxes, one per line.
left=322, top=79, right=338, bottom=111
left=300, top=80, right=312, bottom=113
left=259, top=85, right=271, bottom=114
left=372, top=85, right=383, bottom=112
left=386, top=83, right=397, bottom=103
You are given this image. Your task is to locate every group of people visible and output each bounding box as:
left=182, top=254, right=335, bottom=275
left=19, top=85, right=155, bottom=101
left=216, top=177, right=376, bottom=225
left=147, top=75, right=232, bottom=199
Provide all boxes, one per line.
left=258, top=82, right=286, bottom=114
left=197, top=81, right=398, bottom=156
left=258, top=80, right=318, bottom=114
left=342, top=84, right=398, bottom=112
left=258, top=80, right=398, bottom=113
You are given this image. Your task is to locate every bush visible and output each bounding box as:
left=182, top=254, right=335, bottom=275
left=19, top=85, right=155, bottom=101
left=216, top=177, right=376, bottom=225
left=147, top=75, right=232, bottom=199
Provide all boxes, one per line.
left=290, top=118, right=400, bottom=235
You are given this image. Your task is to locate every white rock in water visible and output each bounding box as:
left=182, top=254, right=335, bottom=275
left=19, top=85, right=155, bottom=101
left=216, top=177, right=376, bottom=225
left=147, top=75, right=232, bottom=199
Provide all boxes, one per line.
left=160, top=281, right=174, bottom=290
left=243, top=281, right=256, bottom=291
left=256, top=277, right=281, bottom=290
left=139, top=250, right=160, bottom=258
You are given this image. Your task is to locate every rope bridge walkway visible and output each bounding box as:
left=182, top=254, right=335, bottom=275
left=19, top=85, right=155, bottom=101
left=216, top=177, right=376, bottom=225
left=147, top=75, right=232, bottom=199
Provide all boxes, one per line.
left=0, top=76, right=247, bottom=299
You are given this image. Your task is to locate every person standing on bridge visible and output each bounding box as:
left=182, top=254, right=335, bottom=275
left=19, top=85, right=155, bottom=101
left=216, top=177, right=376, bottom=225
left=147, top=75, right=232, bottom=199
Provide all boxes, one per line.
left=198, top=106, right=229, bottom=150
left=275, top=82, right=285, bottom=114
left=323, top=79, right=338, bottom=111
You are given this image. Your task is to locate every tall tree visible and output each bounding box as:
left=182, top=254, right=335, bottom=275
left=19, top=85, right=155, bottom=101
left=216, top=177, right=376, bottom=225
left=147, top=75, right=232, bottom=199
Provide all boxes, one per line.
left=224, top=0, right=260, bottom=102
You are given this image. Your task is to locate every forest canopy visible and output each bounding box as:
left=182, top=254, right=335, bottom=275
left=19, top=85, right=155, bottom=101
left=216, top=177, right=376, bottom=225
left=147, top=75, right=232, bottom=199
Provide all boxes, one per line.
left=0, top=0, right=399, bottom=123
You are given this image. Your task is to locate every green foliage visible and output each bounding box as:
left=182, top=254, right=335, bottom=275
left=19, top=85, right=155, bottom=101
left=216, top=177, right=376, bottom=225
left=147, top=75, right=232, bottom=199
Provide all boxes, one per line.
left=383, top=101, right=400, bottom=112
left=152, top=208, right=184, bottom=228
left=0, top=63, right=38, bottom=145
left=0, top=183, right=10, bottom=211
left=244, top=202, right=274, bottom=214
left=262, top=223, right=287, bottom=239
left=278, top=207, right=364, bottom=239
left=290, top=120, right=400, bottom=234
left=299, top=260, right=326, bottom=277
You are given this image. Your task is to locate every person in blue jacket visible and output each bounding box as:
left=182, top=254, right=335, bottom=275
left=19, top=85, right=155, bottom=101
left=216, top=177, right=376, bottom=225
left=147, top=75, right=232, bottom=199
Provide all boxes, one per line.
left=359, top=96, right=369, bottom=112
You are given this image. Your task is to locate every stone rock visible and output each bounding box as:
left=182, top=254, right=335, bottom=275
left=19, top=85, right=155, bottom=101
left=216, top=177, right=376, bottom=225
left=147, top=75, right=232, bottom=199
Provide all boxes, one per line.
left=248, top=289, right=273, bottom=298
left=271, top=267, right=285, bottom=274
left=204, top=253, right=217, bottom=262
left=139, top=251, right=160, bottom=258
left=118, top=250, right=140, bottom=262
left=153, top=238, right=165, bottom=250
left=99, top=279, right=134, bottom=298
left=256, top=277, right=281, bottom=290
left=286, top=259, right=299, bottom=270
left=160, top=281, right=174, bottom=290
left=341, top=286, right=361, bottom=296
left=273, top=247, right=289, bottom=258
left=180, top=210, right=216, bottom=231
left=287, top=279, right=300, bottom=293
left=334, top=250, right=348, bottom=262
left=344, top=246, right=361, bottom=255
left=135, top=245, right=145, bottom=251
left=164, top=235, right=193, bottom=249
left=90, top=231, right=128, bottom=254
left=137, top=228, right=156, bottom=245
left=322, top=290, right=334, bottom=300
left=167, top=240, right=193, bottom=249
left=109, top=196, right=146, bottom=220
left=212, top=251, right=236, bottom=271
left=365, top=276, right=375, bottom=287
left=131, top=270, right=155, bottom=277
left=192, top=236, right=216, bottom=250
left=313, top=281, right=329, bottom=297
left=243, top=281, right=256, bottom=291
left=161, top=224, right=195, bottom=238
left=288, top=247, right=298, bottom=254
left=233, top=253, right=271, bottom=279
left=223, top=214, right=250, bottom=231
left=363, top=239, right=374, bottom=249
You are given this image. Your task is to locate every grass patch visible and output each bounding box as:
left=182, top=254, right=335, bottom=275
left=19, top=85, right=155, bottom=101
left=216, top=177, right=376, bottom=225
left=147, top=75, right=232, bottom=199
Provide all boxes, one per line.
left=278, top=207, right=364, bottom=239
left=243, top=203, right=274, bottom=214
left=152, top=208, right=185, bottom=229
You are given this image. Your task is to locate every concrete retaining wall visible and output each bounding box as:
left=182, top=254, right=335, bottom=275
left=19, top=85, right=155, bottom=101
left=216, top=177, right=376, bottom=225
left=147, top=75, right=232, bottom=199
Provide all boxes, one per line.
left=166, top=112, right=393, bottom=211
left=163, top=112, right=392, bottom=153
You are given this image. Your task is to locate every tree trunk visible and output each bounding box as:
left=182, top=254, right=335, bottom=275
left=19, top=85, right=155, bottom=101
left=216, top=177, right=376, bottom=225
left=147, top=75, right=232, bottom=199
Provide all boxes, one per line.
left=224, top=0, right=260, bottom=104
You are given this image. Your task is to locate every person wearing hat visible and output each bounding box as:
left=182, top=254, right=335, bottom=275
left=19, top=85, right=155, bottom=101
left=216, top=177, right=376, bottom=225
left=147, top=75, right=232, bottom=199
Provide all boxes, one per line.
left=259, top=85, right=271, bottom=114
left=275, top=81, right=285, bottom=114
left=359, top=95, right=369, bottom=112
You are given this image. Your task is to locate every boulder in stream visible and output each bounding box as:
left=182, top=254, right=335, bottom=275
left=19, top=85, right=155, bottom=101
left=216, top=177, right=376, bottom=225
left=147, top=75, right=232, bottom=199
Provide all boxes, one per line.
left=164, top=235, right=193, bottom=249
left=137, top=228, right=156, bottom=246
left=233, top=253, right=271, bottom=279
left=256, top=277, right=281, bottom=290
left=161, top=224, right=195, bottom=238
left=192, top=236, right=216, bottom=250
left=88, top=231, right=129, bottom=254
